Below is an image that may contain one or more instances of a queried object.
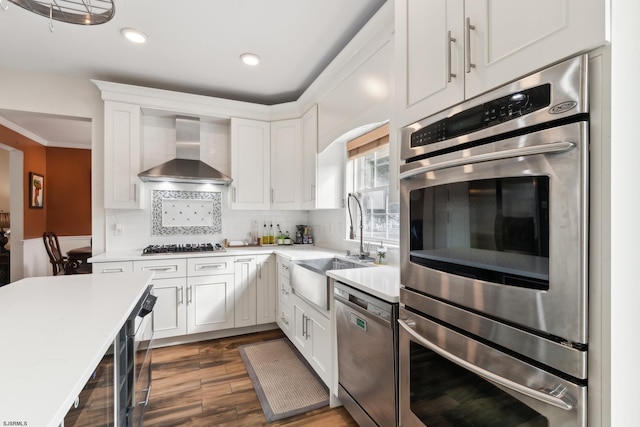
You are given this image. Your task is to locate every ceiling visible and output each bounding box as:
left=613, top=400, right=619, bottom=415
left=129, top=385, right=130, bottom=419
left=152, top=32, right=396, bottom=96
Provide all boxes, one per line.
left=0, top=0, right=387, bottom=148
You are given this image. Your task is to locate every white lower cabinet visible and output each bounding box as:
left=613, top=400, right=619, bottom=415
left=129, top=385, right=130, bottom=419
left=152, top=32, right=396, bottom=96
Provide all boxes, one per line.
left=291, top=295, right=331, bottom=387
left=92, top=253, right=277, bottom=341
left=151, top=278, right=187, bottom=339
left=276, top=256, right=293, bottom=337
left=187, top=273, right=235, bottom=334
left=256, top=254, right=277, bottom=325
left=234, top=256, right=257, bottom=328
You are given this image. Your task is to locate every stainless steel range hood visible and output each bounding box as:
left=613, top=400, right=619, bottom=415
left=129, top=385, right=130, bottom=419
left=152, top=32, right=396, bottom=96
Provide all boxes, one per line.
left=138, top=117, right=233, bottom=185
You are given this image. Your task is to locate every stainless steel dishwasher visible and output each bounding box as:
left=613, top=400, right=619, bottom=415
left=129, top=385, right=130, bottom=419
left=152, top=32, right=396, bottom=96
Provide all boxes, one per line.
left=334, top=281, right=398, bottom=427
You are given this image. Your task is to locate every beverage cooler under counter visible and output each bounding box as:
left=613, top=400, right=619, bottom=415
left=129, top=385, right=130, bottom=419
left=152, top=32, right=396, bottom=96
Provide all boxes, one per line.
left=64, top=286, right=156, bottom=427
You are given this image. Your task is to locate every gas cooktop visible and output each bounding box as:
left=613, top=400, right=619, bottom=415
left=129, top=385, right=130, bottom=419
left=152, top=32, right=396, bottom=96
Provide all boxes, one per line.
left=141, top=243, right=225, bottom=255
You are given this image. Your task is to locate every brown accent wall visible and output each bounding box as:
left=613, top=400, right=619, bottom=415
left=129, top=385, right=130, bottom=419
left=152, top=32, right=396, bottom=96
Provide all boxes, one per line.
left=0, top=125, right=91, bottom=238
left=46, top=147, right=91, bottom=236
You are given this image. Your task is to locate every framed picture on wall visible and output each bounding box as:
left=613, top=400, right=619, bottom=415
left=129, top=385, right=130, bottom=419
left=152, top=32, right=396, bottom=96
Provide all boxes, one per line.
left=29, top=172, right=44, bottom=209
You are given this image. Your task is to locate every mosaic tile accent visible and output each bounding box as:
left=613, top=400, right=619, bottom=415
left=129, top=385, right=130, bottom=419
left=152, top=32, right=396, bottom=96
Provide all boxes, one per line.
left=152, top=190, right=222, bottom=236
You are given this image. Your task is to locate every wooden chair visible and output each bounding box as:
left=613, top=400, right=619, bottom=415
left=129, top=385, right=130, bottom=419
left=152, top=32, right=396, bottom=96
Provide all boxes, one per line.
left=43, top=232, right=68, bottom=276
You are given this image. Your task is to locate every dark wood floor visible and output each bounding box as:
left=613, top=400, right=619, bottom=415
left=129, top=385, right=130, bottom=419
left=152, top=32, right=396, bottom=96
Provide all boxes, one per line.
left=143, top=329, right=358, bottom=427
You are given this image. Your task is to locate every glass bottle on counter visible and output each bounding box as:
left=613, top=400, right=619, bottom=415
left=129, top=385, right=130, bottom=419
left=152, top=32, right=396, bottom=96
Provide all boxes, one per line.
left=276, top=224, right=284, bottom=245
left=269, top=222, right=275, bottom=244
left=262, top=222, right=268, bottom=245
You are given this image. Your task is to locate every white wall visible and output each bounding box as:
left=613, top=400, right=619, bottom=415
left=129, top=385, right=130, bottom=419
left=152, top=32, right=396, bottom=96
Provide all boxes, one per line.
left=0, top=68, right=105, bottom=278
left=608, top=0, right=640, bottom=424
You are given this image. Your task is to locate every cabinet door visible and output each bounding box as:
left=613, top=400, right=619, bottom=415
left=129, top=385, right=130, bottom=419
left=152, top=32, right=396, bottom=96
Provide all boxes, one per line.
left=277, top=302, right=293, bottom=339
left=291, top=297, right=309, bottom=354
left=187, top=273, right=235, bottom=334
left=465, top=0, right=608, bottom=99
left=230, top=118, right=271, bottom=210
left=395, top=0, right=464, bottom=126
left=271, top=119, right=302, bottom=210
left=234, top=257, right=257, bottom=328
left=256, top=254, right=276, bottom=325
left=307, top=312, right=331, bottom=386
left=316, top=140, right=346, bottom=209
left=151, top=278, right=187, bottom=339
left=301, top=105, right=318, bottom=209
left=104, top=101, right=143, bottom=209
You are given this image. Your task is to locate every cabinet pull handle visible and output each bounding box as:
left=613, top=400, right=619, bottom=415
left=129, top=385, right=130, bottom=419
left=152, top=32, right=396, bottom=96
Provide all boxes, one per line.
left=133, top=183, right=137, bottom=202
left=187, top=285, right=192, bottom=304
left=258, top=262, right=262, bottom=279
left=447, top=30, right=457, bottom=82
left=198, top=263, right=224, bottom=270
left=235, top=258, right=253, bottom=263
left=302, top=314, right=307, bottom=337
left=305, top=316, right=311, bottom=339
left=232, top=187, right=236, bottom=203
left=271, top=188, right=274, bottom=203
left=144, top=265, right=175, bottom=272
left=102, top=267, right=124, bottom=273
left=178, top=287, right=184, bottom=305
left=465, top=17, right=476, bottom=73
left=311, top=184, right=316, bottom=201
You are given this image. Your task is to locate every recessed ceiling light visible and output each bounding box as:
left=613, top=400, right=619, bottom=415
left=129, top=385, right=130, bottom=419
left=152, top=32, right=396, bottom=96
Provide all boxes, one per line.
left=240, top=53, right=260, bottom=66
left=121, top=28, right=147, bottom=44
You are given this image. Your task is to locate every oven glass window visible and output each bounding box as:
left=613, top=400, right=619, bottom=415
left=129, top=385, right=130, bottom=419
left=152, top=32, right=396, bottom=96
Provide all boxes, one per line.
left=409, top=341, right=548, bottom=426
left=409, top=176, right=549, bottom=289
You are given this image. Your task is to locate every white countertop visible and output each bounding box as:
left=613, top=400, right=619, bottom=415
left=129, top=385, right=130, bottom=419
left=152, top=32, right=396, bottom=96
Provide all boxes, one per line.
left=90, top=245, right=400, bottom=303
left=327, top=264, right=399, bottom=303
left=0, top=272, right=153, bottom=427
left=88, top=244, right=339, bottom=263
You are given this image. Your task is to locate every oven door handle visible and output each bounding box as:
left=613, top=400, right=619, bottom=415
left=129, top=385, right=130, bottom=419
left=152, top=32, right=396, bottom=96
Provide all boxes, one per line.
left=399, top=141, right=575, bottom=180
left=398, top=318, right=574, bottom=411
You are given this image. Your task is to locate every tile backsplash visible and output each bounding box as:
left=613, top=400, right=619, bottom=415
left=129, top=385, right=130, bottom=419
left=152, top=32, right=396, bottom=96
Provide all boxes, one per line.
left=152, top=190, right=222, bottom=236
left=106, top=182, right=310, bottom=251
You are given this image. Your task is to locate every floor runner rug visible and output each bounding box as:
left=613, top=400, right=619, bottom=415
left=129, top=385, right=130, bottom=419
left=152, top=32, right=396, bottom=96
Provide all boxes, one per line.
left=238, top=338, right=329, bottom=422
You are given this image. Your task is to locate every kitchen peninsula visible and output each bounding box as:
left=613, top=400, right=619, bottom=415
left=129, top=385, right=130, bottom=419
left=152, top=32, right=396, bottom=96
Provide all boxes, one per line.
left=0, top=272, right=153, bottom=427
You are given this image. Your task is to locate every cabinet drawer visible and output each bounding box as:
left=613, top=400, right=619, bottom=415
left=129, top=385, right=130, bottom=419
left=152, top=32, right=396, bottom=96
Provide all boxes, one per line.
left=93, top=261, right=133, bottom=274
left=187, top=256, right=235, bottom=276
left=134, top=258, right=186, bottom=279
left=278, top=257, right=291, bottom=279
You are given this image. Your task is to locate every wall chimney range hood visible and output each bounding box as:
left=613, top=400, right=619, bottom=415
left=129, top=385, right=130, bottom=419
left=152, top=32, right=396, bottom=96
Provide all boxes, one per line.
left=138, top=117, right=233, bottom=185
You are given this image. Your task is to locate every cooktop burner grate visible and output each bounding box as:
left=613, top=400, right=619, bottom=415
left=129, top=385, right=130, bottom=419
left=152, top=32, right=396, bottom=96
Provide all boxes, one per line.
left=141, top=243, right=225, bottom=255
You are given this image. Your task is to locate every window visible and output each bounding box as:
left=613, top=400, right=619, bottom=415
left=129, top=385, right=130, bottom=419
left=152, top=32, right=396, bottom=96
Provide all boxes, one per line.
left=346, top=124, right=399, bottom=243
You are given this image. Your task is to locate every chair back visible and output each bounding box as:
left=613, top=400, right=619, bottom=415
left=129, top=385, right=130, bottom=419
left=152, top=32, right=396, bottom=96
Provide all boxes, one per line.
left=43, top=232, right=66, bottom=275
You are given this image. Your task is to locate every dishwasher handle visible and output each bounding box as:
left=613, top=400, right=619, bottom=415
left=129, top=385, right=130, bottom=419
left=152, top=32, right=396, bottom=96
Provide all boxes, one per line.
left=335, top=294, right=391, bottom=328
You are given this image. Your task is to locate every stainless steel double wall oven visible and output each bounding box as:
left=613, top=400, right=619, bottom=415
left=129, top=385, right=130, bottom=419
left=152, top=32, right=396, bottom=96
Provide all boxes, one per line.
left=399, top=55, right=589, bottom=426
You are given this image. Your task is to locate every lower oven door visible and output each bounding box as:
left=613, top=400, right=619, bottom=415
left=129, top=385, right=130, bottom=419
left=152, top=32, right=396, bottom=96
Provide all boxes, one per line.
left=399, top=308, right=586, bottom=427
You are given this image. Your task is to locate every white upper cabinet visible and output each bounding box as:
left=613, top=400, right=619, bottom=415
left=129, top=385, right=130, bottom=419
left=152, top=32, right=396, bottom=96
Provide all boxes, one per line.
left=271, top=119, right=302, bottom=210
left=301, top=105, right=318, bottom=210
left=316, top=140, right=345, bottom=209
left=396, top=0, right=609, bottom=126
left=104, top=101, right=143, bottom=209
left=230, top=118, right=271, bottom=210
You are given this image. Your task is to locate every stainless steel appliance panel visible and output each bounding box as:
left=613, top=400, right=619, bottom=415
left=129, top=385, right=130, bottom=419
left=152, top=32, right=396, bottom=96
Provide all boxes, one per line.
left=401, top=288, right=587, bottom=379
left=400, top=54, right=588, bottom=161
left=335, top=282, right=398, bottom=427
left=399, top=308, right=586, bottom=427
left=400, top=121, right=588, bottom=344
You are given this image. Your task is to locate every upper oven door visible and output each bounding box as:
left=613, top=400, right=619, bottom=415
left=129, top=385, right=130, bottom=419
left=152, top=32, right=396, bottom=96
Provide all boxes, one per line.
left=400, top=121, right=588, bottom=345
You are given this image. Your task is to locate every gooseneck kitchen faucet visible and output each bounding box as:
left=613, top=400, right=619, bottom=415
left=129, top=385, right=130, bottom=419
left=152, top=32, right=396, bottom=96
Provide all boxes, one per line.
left=348, top=193, right=369, bottom=259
